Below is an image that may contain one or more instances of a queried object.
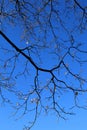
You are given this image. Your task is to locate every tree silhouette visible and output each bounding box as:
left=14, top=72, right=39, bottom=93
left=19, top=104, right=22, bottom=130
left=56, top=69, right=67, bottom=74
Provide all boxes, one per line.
left=0, top=0, right=87, bottom=129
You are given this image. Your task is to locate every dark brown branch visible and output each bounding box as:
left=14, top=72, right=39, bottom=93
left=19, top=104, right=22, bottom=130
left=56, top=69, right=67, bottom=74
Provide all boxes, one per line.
left=0, top=31, right=64, bottom=73
left=74, top=0, right=85, bottom=13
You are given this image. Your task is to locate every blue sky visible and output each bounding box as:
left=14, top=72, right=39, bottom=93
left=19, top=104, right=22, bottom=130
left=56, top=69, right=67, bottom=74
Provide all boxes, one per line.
left=0, top=33, right=87, bottom=129
left=0, top=0, right=87, bottom=130
left=0, top=104, right=87, bottom=130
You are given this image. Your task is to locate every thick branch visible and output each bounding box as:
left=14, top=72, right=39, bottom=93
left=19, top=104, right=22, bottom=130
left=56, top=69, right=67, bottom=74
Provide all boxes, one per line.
left=0, top=31, right=61, bottom=73
left=0, top=31, right=49, bottom=71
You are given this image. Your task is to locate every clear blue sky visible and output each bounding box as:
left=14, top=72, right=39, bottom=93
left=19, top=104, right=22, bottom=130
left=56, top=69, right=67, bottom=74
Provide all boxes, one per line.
left=0, top=31, right=87, bottom=130
left=0, top=104, right=87, bottom=130
left=0, top=0, right=87, bottom=130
